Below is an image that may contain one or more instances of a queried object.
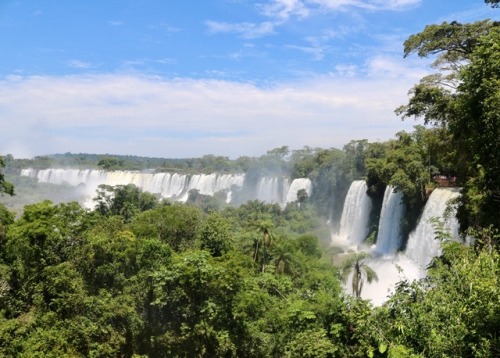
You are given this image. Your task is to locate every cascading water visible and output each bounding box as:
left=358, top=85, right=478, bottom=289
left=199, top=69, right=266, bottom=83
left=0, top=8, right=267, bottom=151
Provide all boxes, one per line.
left=331, top=182, right=462, bottom=305
left=22, top=169, right=245, bottom=206
left=255, top=177, right=313, bottom=206
left=374, top=186, right=405, bottom=255
left=285, top=178, right=312, bottom=203
left=334, top=180, right=372, bottom=246
left=359, top=188, right=461, bottom=305
left=256, top=177, right=287, bottom=204
left=21, top=169, right=309, bottom=207
left=149, top=173, right=188, bottom=199
left=178, top=174, right=245, bottom=203
left=405, top=188, right=461, bottom=269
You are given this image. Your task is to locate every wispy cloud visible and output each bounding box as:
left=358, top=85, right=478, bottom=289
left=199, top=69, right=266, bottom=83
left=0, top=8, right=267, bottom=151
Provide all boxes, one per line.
left=120, top=58, right=177, bottom=71
left=108, top=20, right=124, bottom=26
left=259, top=0, right=310, bottom=22
left=438, top=4, right=498, bottom=23
left=205, top=20, right=275, bottom=39
left=335, top=64, right=357, bottom=77
left=258, top=0, right=422, bottom=21
left=67, top=60, right=93, bottom=69
left=148, top=23, right=182, bottom=33
left=0, top=56, right=425, bottom=158
left=310, top=0, right=421, bottom=11
left=205, top=0, right=421, bottom=41
left=285, top=43, right=327, bottom=60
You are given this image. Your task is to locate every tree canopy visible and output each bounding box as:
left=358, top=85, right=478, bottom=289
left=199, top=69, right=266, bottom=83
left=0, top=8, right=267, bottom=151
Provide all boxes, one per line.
left=0, top=156, right=14, bottom=196
left=396, top=17, right=500, bottom=233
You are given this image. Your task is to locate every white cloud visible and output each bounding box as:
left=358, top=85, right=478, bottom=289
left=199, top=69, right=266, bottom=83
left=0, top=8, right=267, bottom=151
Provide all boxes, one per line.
left=67, top=60, right=93, bottom=69
left=365, top=55, right=428, bottom=80
left=335, top=64, right=357, bottom=77
left=309, top=0, right=421, bottom=11
left=205, top=0, right=421, bottom=42
left=0, top=57, right=425, bottom=159
left=108, top=20, right=124, bottom=26
left=205, top=20, right=275, bottom=39
left=260, top=0, right=310, bottom=21
left=148, top=23, right=182, bottom=33
left=285, top=44, right=326, bottom=60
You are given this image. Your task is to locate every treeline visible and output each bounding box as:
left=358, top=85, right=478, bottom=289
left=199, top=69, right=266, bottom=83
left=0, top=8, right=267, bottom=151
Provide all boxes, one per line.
left=4, top=146, right=337, bottom=175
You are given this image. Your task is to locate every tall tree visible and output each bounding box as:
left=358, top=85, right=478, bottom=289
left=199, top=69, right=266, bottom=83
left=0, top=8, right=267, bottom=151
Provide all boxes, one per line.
left=340, top=252, right=378, bottom=299
left=397, top=14, right=500, bottom=232
left=0, top=156, right=14, bottom=196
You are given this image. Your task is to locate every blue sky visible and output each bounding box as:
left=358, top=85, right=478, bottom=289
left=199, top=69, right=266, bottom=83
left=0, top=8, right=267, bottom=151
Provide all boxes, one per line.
left=0, top=0, right=498, bottom=159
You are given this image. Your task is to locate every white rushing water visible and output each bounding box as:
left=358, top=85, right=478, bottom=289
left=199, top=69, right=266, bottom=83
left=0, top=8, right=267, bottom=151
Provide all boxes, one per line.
left=256, top=177, right=288, bottom=204
left=21, top=169, right=311, bottom=207
left=333, top=180, right=372, bottom=246
left=332, top=182, right=462, bottom=306
left=285, top=178, right=313, bottom=204
left=255, top=177, right=313, bottom=206
left=404, top=188, right=461, bottom=269
left=374, top=186, right=404, bottom=255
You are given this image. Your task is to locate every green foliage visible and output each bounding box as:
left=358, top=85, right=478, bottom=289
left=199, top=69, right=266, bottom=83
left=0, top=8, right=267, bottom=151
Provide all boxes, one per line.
left=307, top=148, right=347, bottom=219
left=380, top=241, right=500, bottom=357
left=0, top=184, right=498, bottom=356
left=340, top=252, right=378, bottom=299
left=198, top=212, right=233, bottom=257
left=366, top=127, right=439, bottom=209
left=186, top=189, right=224, bottom=212
left=93, top=184, right=158, bottom=222
left=0, top=204, right=14, bottom=242
left=130, top=204, right=202, bottom=251
left=295, top=234, right=322, bottom=258
left=453, top=27, right=500, bottom=230
left=0, top=156, right=14, bottom=196
left=97, top=156, right=125, bottom=170
left=397, top=18, right=500, bottom=233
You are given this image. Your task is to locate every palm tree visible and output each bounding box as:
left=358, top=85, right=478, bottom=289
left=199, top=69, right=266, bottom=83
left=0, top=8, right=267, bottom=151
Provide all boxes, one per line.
left=271, top=240, right=299, bottom=276
left=252, top=219, right=274, bottom=272
left=340, top=252, right=378, bottom=298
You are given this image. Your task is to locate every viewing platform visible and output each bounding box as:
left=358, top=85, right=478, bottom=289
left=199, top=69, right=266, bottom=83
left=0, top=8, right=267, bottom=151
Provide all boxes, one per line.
left=434, top=175, right=457, bottom=188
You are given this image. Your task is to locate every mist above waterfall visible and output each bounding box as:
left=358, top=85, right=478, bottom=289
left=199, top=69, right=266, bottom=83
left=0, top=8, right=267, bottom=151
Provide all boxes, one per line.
left=20, top=168, right=312, bottom=208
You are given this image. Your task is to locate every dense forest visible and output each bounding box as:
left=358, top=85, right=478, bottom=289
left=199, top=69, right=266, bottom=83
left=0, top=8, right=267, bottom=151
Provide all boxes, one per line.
left=0, top=1, right=499, bottom=357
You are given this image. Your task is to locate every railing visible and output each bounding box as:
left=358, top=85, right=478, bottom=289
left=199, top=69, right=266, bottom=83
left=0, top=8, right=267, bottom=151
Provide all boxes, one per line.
left=434, top=176, right=456, bottom=187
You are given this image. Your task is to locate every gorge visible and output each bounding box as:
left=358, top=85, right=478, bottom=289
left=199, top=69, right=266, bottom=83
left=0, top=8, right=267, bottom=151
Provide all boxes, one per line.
left=20, top=167, right=463, bottom=305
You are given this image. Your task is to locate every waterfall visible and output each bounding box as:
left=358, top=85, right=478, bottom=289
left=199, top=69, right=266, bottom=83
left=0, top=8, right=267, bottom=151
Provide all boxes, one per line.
left=178, top=173, right=245, bottom=203
left=21, top=169, right=304, bottom=206
left=336, top=180, right=372, bottom=245
left=405, top=188, right=461, bottom=268
left=255, top=177, right=313, bottom=206
left=22, top=169, right=245, bottom=204
left=148, top=173, right=188, bottom=199
left=285, top=178, right=312, bottom=203
left=255, top=177, right=287, bottom=204
left=374, top=186, right=404, bottom=255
